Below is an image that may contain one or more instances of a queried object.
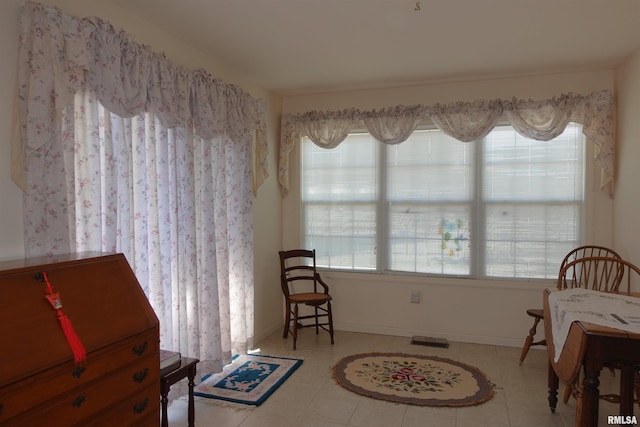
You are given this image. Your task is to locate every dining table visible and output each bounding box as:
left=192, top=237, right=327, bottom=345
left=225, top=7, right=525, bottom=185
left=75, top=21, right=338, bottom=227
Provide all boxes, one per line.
left=543, top=288, right=640, bottom=427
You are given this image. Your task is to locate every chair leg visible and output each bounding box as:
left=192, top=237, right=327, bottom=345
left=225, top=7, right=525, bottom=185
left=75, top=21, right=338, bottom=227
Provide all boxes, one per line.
left=314, top=306, right=319, bottom=334
left=519, top=316, right=541, bottom=365
left=283, top=303, right=291, bottom=339
left=292, top=304, right=299, bottom=350
left=327, top=301, right=334, bottom=344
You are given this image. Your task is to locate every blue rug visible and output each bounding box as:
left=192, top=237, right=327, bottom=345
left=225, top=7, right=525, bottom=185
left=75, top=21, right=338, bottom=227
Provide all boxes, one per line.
left=193, top=354, right=303, bottom=406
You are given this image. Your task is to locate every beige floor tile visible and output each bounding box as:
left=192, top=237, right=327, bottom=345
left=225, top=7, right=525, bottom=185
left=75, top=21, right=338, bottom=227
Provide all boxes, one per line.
left=167, top=329, right=632, bottom=427
left=348, top=398, right=407, bottom=427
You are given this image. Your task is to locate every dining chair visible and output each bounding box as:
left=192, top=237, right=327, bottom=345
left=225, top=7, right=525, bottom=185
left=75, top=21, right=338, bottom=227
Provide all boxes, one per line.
left=519, top=245, right=622, bottom=365
left=279, top=249, right=334, bottom=350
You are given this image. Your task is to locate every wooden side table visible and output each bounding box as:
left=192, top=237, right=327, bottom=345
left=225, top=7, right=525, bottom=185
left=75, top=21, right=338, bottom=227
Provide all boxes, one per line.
left=160, top=357, right=199, bottom=427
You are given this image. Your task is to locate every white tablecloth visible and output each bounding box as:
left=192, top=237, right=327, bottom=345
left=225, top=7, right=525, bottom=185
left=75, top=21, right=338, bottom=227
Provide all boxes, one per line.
left=548, top=288, right=640, bottom=362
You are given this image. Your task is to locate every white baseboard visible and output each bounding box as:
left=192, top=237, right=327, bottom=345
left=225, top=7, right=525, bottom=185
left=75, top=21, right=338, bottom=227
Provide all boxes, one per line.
left=254, top=321, right=526, bottom=349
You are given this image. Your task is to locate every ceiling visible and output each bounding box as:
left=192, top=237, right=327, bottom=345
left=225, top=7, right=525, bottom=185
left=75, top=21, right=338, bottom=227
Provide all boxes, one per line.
left=114, top=0, right=640, bottom=96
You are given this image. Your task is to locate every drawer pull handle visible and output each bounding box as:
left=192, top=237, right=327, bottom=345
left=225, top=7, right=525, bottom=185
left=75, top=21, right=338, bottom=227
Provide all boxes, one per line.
left=72, top=394, right=86, bottom=408
left=133, top=341, right=148, bottom=356
left=0, top=402, right=3, bottom=415
left=133, top=368, right=149, bottom=383
left=71, top=366, right=85, bottom=378
left=133, top=398, right=148, bottom=414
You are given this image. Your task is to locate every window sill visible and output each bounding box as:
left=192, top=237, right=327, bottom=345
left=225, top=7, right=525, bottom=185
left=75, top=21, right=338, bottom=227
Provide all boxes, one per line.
left=320, top=268, right=555, bottom=291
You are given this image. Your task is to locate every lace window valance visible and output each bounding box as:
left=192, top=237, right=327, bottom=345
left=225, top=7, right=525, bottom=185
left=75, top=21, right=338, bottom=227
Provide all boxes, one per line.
left=13, top=1, right=269, bottom=194
left=280, top=90, right=614, bottom=198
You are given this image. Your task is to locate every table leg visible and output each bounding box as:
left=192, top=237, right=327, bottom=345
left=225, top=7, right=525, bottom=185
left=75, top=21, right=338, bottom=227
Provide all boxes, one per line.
left=621, top=365, right=636, bottom=416
left=548, top=360, right=559, bottom=413
left=188, top=364, right=197, bottom=427
left=160, top=384, right=169, bottom=427
left=581, top=367, right=601, bottom=427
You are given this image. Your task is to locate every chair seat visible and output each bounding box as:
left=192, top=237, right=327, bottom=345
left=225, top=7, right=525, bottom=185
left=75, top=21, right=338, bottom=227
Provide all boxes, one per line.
left=526, top=308, right=544, bottom=319
left=289, top=293, right=332, bottom=304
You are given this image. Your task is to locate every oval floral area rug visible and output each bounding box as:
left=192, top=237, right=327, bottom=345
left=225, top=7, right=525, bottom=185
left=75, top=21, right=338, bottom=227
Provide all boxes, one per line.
left=332, top=353, right=494, bottom=407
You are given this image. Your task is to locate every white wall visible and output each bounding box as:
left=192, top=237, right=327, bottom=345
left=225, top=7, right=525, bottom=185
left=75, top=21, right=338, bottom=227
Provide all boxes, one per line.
left=283, top=70, right=616, bottom=113
left=0, top=0, right=284, bottom=343
left=282, top=71, right=616, bottom=347
left=614, top=48, right=640, bottom=265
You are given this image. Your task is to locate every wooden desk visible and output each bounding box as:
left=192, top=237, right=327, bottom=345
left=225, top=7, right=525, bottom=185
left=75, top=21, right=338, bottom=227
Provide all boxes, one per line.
left=0, top=253, right=160, bottom=426
left=544, top=289, right=640, bottom=427
left=160, top=357, right=199, bottom=427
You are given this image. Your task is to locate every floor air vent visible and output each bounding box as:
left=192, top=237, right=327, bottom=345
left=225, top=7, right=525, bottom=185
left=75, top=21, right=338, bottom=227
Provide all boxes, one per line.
left=410, top=336, right=450, bottom=348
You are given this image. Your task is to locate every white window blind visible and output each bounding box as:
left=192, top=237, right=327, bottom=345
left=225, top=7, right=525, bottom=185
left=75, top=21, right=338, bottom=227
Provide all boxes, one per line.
left=387, top=129, right=473, bottom=275
left=483, top=124, right=584, bottom=278
left=302, top=133, right=378, bottom=269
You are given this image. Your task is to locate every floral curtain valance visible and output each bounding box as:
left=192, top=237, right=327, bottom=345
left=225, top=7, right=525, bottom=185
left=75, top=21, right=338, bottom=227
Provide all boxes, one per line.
left=280, top=90, right=614, bottom=198
left=13, top=1, right=268, bottom=194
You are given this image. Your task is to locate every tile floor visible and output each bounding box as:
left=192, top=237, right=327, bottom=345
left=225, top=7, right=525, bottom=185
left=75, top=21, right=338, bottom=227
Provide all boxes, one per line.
left=167, top=329, right=625, bottom=426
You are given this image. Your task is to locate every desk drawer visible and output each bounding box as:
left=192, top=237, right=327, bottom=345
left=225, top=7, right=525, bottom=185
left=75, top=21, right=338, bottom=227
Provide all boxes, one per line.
left=79, top=383, right=160, bottom=427
left=0, top=330, right=157, bottom=423
left=5, top=355, right=158, bottom=427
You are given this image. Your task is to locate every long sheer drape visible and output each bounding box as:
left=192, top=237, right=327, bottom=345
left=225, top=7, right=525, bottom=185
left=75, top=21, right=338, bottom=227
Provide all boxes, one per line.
left=280, top=91, right=614, bottom=197
left=16, top=2, right=262, bottom=378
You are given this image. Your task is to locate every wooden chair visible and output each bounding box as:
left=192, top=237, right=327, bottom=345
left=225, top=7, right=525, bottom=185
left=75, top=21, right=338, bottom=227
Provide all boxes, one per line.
left=558, top=255, right=629, bottom=293
left=558, top=256, right=640, bottom=407
left=279, top=249, right=334, bottom=350
left=519, top=245, right=622, bottom=365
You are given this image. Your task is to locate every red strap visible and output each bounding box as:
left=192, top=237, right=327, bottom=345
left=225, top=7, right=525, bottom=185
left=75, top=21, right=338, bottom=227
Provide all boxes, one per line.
left=42, top=272, right=87, bottom=366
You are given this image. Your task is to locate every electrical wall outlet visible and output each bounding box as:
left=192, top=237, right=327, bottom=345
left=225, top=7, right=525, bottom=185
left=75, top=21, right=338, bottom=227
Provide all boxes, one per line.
left=410, top=290, right=421, bottom=304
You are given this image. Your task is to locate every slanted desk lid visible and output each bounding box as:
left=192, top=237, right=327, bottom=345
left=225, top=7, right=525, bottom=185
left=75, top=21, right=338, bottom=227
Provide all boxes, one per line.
left=0, top=252, right=159, bottom=386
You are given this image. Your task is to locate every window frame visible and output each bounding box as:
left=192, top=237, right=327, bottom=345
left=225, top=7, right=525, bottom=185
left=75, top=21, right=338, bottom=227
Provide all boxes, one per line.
left=297, top=123, right=590, bottom=282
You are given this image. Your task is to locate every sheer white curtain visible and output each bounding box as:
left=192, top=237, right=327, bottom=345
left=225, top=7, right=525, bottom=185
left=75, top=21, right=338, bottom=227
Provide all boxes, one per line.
left=24, top=90, right=254, bottom=374
left=15, top=2, right=263, bottom=378
left=280, top=92, right=615, bottom=198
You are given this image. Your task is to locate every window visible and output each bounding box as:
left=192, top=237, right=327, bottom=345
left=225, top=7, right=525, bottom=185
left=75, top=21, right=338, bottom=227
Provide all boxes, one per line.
left=302, top=133, right=378, bottom=270
left=301, top=124, right=584, bottom=280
